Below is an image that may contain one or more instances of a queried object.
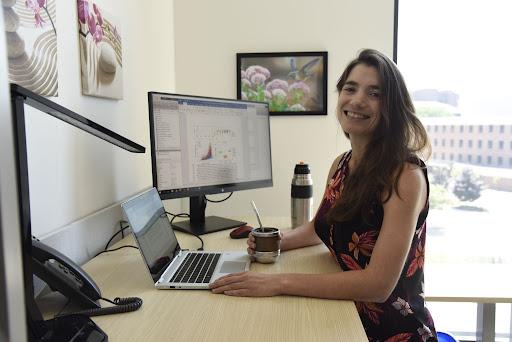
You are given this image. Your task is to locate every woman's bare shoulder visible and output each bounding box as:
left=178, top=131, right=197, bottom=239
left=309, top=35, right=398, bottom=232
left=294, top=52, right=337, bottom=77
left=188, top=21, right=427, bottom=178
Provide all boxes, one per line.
left=325, top=152, right=348, bottom=187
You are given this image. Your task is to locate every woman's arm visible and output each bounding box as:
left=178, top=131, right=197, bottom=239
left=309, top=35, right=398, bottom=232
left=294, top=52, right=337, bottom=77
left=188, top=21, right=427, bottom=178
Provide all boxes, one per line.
left=247, top=154, right=344, bottom=254
left=212, top=163, right=427, bottom=302
left=280, top=219, right=321, bottom=251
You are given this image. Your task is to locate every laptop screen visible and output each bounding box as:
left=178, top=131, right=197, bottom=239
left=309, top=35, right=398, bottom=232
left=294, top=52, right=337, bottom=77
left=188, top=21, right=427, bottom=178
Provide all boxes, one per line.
left=122, top=188, right=180, bottom=282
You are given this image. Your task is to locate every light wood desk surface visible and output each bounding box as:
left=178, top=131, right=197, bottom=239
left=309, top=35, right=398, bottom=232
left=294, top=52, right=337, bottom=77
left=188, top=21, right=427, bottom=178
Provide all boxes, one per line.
left=82, top=217, right=367, bottom=342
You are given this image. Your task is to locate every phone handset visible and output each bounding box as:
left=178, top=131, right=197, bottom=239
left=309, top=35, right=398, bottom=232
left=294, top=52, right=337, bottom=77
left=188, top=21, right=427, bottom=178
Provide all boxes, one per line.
left=32, top=239, right=102, bottom=308
left=32, top=239, right=142, bottom=316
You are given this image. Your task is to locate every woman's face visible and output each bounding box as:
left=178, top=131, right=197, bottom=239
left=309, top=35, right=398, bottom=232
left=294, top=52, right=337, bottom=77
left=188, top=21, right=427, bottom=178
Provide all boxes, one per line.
left=337, top=64, right=382, bottom=141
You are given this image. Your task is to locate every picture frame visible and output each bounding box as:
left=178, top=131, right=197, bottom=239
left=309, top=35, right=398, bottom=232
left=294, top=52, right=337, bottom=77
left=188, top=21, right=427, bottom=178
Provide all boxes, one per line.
left=237, top=51, right=328, bottom=116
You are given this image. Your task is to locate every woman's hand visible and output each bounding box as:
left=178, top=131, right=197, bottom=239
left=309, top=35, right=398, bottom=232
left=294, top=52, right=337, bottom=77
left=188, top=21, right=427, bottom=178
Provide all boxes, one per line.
left=246, top=233, right=256, bottom=260
left=247, top=231, right=284, bottom=259
left=209, top=271, right=281, bottom=297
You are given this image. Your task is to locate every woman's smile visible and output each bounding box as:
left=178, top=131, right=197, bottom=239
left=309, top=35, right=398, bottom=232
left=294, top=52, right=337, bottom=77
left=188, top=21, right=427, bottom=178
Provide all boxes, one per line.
left=345, top=111, right=371, bottom=120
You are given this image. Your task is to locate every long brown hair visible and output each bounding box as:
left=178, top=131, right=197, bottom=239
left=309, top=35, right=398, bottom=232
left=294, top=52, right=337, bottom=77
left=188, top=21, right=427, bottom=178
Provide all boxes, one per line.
left=326, top=49, right=430, bottom=224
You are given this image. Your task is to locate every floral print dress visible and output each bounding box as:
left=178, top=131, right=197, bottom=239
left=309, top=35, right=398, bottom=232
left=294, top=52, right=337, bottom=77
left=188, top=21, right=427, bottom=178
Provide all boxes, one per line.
left=314, top=151, right=437, bottom=342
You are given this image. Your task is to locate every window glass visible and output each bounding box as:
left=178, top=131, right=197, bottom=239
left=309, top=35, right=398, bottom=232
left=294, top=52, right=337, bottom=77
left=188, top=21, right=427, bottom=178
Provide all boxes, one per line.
left=397, top=1, right=512, bottom=339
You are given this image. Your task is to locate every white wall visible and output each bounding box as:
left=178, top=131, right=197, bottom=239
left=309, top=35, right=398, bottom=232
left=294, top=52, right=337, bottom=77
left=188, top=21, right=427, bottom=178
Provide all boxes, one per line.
left=1, top=5, right=27, bottom=341
left=24, top=0, right=176, bottom=239
left=173, top=0, right=395, bottom=222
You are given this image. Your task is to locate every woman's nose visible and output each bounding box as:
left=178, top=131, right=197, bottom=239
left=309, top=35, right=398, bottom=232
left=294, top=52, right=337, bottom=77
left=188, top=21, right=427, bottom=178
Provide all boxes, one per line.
left=350, top=91, right=366, bottom=107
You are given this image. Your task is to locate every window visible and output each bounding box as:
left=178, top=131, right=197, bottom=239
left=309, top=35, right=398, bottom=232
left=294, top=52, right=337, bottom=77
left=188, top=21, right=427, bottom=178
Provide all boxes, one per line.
left=450, top=139, right=454, bottom=147
left=397, top=1, right=512, bottom=339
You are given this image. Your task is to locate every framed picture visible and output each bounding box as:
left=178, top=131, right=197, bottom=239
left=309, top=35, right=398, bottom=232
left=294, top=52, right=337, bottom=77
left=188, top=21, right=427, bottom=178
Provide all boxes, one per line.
left=237, top=51, right=328, bottom=115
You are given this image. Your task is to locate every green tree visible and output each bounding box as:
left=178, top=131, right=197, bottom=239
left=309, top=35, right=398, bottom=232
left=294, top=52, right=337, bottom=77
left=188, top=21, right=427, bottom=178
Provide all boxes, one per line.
left=416, top=106, right=455, bottom=117
left=452, top=169, right=483, bottom=201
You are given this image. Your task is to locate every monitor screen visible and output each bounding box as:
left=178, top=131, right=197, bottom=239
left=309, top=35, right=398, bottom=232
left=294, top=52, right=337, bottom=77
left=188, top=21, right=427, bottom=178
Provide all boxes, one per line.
left=148, top=92, right=273, bottom=234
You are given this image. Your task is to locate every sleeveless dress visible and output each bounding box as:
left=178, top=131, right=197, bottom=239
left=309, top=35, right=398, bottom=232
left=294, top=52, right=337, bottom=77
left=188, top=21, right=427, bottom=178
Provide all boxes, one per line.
left=314, top=151, right=437, bottom=342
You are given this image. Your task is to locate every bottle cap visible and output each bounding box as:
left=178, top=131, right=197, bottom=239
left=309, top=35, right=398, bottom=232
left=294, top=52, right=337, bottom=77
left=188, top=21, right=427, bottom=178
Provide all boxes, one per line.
left=294, top=162, right=310, bottom=174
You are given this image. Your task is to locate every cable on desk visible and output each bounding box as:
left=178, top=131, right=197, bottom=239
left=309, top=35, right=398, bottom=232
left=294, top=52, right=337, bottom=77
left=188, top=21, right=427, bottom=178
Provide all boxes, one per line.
left=94, top=245, right=138, bottom=258
left=204, top=192, right=233, bottom=203
left=165, top=211, right=204, bottom=251
left=104, top=221, right=131, bottom=251
left=120, top=219, right=128, bottom=238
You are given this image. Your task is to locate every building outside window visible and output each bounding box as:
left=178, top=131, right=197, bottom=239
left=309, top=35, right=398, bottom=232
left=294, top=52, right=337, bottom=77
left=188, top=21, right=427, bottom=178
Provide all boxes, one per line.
left=397, top=1, right=512, bottom=340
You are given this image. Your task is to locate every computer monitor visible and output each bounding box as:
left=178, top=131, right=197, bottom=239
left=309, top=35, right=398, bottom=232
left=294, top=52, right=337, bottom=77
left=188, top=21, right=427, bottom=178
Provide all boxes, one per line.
left=148, top=92, right=273, bottom=235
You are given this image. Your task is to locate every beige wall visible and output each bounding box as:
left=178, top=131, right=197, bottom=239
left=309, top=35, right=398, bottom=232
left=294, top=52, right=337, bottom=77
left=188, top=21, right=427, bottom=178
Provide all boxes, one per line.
left=172, top=0, right=395, bottom=221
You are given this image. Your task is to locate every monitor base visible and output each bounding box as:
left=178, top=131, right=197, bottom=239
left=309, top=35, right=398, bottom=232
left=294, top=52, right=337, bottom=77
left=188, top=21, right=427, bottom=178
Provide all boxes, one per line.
left=172, top=216, right=246, bottom=235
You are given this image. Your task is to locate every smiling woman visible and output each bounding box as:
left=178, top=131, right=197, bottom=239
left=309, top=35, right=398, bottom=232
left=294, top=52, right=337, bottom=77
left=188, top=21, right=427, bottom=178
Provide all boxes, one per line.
left=210, top=49, right=436, bottom=341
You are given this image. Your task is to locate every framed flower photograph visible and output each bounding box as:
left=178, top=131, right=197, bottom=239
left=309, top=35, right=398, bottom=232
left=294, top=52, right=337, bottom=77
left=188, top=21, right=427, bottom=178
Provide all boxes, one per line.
left=237, top=51, right=328, bottom=115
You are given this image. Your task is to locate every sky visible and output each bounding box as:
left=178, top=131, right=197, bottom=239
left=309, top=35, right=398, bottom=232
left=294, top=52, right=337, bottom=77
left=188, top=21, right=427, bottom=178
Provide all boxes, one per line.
left=397, top=0, right=512, bottom=118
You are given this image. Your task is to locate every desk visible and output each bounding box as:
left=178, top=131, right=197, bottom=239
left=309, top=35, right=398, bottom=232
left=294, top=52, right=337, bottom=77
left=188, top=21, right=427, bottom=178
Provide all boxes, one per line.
left=82, top=217, right=367, bottom=341
left=425, top=263, right=512, bottom=342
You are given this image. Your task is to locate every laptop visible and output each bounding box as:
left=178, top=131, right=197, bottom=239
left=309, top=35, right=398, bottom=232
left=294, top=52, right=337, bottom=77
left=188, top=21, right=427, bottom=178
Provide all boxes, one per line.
left=121, top=188, right=250, bottom=289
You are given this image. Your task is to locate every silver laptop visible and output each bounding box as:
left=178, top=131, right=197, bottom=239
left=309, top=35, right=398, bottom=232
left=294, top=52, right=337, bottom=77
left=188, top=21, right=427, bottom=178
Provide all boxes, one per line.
left=121, top=188, right=250, bottom=289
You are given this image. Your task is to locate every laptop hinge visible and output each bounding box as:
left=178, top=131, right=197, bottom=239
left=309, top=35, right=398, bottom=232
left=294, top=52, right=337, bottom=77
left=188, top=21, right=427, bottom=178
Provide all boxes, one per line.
left=158, top=250, right=183, bottom=283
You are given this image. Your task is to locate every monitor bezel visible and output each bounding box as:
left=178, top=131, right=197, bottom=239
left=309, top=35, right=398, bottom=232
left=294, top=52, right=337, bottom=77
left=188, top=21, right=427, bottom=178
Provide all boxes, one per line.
left=147, top=91, right=273, bottom=201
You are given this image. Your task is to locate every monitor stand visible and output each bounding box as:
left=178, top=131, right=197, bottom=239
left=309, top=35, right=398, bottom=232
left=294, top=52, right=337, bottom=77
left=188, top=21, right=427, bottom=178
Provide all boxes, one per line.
left=171, top=196, right=246, bottom=235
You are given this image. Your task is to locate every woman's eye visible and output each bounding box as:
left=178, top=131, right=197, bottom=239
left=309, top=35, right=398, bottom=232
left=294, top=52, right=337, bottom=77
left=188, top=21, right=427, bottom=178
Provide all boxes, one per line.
left=369, top=91, right=380, bottom=98
left=342, top=86, right=355, bottom=93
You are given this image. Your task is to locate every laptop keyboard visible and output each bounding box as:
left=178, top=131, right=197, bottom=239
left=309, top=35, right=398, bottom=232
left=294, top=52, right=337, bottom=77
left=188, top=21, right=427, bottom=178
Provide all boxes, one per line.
left=170, top=253, right=221, bottom=284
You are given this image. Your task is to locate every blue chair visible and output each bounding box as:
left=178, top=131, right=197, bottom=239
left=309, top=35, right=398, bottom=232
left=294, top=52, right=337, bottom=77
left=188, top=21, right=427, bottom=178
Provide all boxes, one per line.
left=437, top=331, right=458, bottom=342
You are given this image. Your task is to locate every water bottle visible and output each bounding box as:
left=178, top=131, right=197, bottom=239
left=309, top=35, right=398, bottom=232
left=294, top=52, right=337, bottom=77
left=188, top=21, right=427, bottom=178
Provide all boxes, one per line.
left=291, top=162, right=313, bottom=228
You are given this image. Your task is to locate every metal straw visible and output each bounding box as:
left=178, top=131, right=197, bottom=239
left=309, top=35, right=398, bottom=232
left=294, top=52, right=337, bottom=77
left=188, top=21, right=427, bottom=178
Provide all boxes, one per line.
left=250, top=200, right=264, bottom=232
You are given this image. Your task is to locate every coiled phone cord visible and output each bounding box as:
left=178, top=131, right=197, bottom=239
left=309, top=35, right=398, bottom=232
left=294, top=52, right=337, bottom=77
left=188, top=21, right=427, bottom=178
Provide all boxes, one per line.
left=62, top=296, right=143, bottom=317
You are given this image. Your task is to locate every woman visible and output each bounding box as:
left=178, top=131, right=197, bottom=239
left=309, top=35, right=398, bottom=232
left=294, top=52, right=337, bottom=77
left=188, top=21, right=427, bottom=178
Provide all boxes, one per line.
left=210, top=49, right=437, bottom=341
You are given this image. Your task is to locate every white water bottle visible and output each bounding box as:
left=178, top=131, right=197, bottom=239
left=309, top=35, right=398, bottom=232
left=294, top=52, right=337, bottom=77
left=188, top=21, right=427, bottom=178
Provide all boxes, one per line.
left=291, top=162, right=313, bottom=228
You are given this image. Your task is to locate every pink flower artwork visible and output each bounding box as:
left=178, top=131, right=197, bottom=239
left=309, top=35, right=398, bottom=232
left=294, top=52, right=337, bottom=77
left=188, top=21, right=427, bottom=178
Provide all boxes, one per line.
left=77, top=0, right=124, bottom=99
left=8, top=0, right=59, bottom=96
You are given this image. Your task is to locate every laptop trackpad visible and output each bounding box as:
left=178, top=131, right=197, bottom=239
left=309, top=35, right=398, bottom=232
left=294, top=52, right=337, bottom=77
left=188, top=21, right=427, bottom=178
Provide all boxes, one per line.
left=219, top=261, right=247, bottom=274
